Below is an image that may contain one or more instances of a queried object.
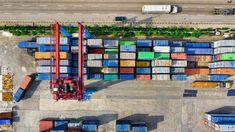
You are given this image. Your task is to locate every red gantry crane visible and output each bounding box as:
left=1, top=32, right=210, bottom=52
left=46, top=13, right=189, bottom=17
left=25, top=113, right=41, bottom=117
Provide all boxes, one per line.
left=50, top=22, right=84, bottom=100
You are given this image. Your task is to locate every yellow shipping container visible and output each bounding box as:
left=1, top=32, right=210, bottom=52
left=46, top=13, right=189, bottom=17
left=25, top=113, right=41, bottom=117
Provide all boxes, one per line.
left=2, top=92, right=12, bottom=101
left=2, top=74, right=12, bottom=90
left=136, top=61, right=150, bottom=67
left=120, top=60, right=135, bottom=67
left=35, top=52, right=69, bottom=59
left=192, top=81, right=218, bottom=88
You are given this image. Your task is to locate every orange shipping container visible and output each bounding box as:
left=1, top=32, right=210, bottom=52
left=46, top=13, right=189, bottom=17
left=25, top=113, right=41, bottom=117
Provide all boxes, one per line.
left=187, top=55, right=212, bottom=62
left=171, top=53, right=187, bottom=60
left=35, top=52, right=69, bottom=59
left=185, top=68, right=209, bottom=75
left=20, top=75, right=33, bottom=90
left=192, top=81, right=218, bottom=88
left=120, top=60, right=135, bottom=67
left=211, top=68, right=235, bottom=75
left=136, top=75, right=151, bottom=80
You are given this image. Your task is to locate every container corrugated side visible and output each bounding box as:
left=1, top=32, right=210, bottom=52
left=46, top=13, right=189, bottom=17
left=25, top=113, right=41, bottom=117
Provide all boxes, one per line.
left=170, top=47, right=185, bottom=53
left=119, top=68, right=134, bottom=74
left=119, top=40, right=136, bottom=46
left=184, top=42, right=210, bottom=48
left=153, top=40, right=168, bottom=46
left=120, top=53, right=136, bottom=59
left=87, top=39, right=103, bottom=46
left=104, top=74, right=118, bottom=80
left=212, top=40, right=235, bottom=48
left=153, top=46, right=170, bottom=52
left=152, top=67, right=170, bottom=73
left=152, top=74, right=170, bottom=80
left=154, top=53, right=170, bottom=59
left=137, top=40, right=152, bottom=47
left=36, top=66, right=71, bottom=73
left=209, top=61, right=235, bottom=68
left=119, top=74, right=135, bottom=80
left=209, top=74, right=229, bottom=81
left=187, top=55, right=212, bottom=62
left=171, top=74, right=187, bottom=81
left=214, top=47, right=235, bottom=54
left=136, top=75, right=151, bottom=80
left=37, top=60, right=71, bottom=66
left=172, top=60, right=187, bottom=67
left=136, top=61, right=150, bottom=67
left=18, top=42, right=39, bottom=48
left=136, top=68, right=151, bottom=74
left=71, top=46, right=87, bottom=53
left=120, top=45, right=136, bottom=52
left=151, top=60, right=172, bottom=66
left=103, top=54, right=118, bottom=59
left=102, top=68, right=118, bottom=73
left=210, top=68, right=235, bottom=75
left=170, top=68, right=185, bottom=74
left=87, top=60, right=102, bottom=67
left=103, top=40, right=118, bottom=47
left=103, top=60, right=118, bottom=67
left=87, top=54, right=103, bottom=60
left=35, top=52, right=71, bottom=60
left=138, top=52, right=154, bottom=60
left=185, top=48, right=213, bottom=55
left=120, top=60, right=135, bottom=67
left=36, top=37, right=68, bottom=45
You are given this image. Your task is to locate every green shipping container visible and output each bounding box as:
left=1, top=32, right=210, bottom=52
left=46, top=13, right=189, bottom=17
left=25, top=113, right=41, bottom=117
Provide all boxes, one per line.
left=105, top=49, right=119, bottom=54
left=220, top=53, right=235, bottom=60
left=104, top=74, right=118, bottom=80
left=154, top=53, right=170, bottom=59
left=120, top=41, right=136, bottom=46
left=138, top=52, right=154, bottom=60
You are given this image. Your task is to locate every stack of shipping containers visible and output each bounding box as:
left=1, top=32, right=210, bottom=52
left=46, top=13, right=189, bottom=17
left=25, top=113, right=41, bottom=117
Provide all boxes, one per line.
left=35, top=37, right=71, bottom=80
left=119, top=40, right=136, bottom=80
left=103, top=40, right=119, bottom=81
left=87, top=39, right=103, bottom=80
left=136, top=40, right=152, bottom=80
left=209, top=40, right=235, bottom=81
left=170, top=41, right=187, bottom=81
left=152, top=40, right=171, bottom=80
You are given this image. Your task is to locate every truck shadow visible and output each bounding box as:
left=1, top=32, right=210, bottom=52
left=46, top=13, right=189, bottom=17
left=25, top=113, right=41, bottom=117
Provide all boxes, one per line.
left=206, top=106, right=235, bottom=114
left=23, top=80, right=41, bottom=99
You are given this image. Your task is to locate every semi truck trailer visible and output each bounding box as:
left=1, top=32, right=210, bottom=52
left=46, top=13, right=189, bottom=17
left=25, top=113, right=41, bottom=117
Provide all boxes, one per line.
left=142, top=5, right=178, bottom=14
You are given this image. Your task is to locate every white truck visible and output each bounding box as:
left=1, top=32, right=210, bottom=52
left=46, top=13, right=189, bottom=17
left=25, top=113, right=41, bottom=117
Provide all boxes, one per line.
left=142, top=5, right=178, bottom=14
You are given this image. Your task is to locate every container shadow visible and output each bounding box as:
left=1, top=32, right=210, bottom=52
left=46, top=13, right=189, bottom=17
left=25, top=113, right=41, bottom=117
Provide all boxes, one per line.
left=23, top=80, right=41, bottom=100
left=206, top=106, right=235, bottom=114
left=12, top=106, right=20, bottom=122
left=85, top=80, right=125, bottom=91
left=118, top=114, right=164, bottom=131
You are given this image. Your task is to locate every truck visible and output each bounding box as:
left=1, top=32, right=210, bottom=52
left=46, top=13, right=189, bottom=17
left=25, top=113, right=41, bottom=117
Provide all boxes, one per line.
left=192, top=80, right=233, bottom=89
left=142, top=5, right=178, bottom=14
left=213, top=8, right=235, bottom=15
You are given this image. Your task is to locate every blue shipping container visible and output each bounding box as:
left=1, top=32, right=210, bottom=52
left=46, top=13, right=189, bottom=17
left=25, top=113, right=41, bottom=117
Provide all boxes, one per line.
left=119, top=74, right=135, bottom=80
left=72, top=68, right=87, bottom=74
left=0, top=119, right=11, bottom=125
left=209, top=74, right=229, bottom=81
left=18, top=42, right=39, bottom=48
left=116, top=124, right=131, bottom=132
left=120, top=45, right=136, bottom=52
left=185, top=48, right=213, bottom=55
left=227, top=90, right=235, bottom=96
left=170, top=41, right=183, bottom=47
left=50, top=127, right=67, bottom=132
left=136, top=68, right=151, bottom=74
left=153, top=40, right=168, bottom=46
left=137, top=40, right=152, bottom=47
left=38, top=45, right=70, bottom=52
left=88, top=74, right=103, bottom=80
left=170, top=68, right=185, bottom=74
left=132, top=126, right=147, bottom=132
left=103, top=60, right=118, bottom=67
left=211, top=115, right=235, bottom=123
left=184, top=42, right=210, bottom=48
left=36, top=74, right=69, bottom=81
left=54, top=120, right=68, bottom=129
left=82, top=120, right=99, bottom=132
left=104, top=40, right=118, bottom=47
left=13, top=88, right=25, bottom=102
left=83, top=89, right=96, bottom=101
left=171, top=74, right=187, bottom=81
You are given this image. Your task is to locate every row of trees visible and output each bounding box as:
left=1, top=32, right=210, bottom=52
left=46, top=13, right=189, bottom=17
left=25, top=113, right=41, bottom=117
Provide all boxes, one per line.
left=0, top=25, right=210, bottom=38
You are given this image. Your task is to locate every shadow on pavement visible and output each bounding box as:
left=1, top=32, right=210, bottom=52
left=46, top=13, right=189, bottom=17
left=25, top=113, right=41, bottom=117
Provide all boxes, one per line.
left=23, top=80, right=41, bottom=99
left=207, top=106, right=235, bottom=114
left=85, top=80, right=124, bottom=91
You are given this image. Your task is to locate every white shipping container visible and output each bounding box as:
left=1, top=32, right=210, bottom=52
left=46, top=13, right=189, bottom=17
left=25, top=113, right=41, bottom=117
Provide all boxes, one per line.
left=87, top=39, right=103, bottom=46
left=36, top=37, right=68, bottom=45
left=36, top=66, right=71, bottom=73
left=70, top=46, right=87, bottom=53
left=152, top=74, right=170, bottom=80
left=204, top=114, right=211, bottom=121
left=172, top=60, right=187, bottom=67
left=152, top=67, right=170, bottom=73
left=101, top=68, right=118, bottom=73
left=87, top=54, right=103, bottom=60
left=170, top=47, right=184, bottom=52
left=151, top=60, right=172, bottom=66
left=0, top=75, right=2, bottom=91
left=213, top=40, right=235, bottom=48
left=214, top=123, right=235, bottom=131
left=120, top=53, right=136, bottom=59
left=0, top=92, right=2, bottom=101
left=214, top=47, right=235, bottom=54
left=87, top=60, right=102, bottom=67
left=153, top=46, right=170, bottom=52
left=103, top=54, right=118, bottom=59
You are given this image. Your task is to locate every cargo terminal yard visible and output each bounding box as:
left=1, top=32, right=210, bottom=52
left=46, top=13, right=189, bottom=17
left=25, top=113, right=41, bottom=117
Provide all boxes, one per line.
left=0, top=0, right=235, bottom=132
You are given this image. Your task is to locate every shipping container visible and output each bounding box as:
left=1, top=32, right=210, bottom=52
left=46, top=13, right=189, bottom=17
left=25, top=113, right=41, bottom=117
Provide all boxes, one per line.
left=151, top=60, right=172, bottom=66
left=38, top=45, right=70, bottom=52
left=184, top=42, right=210, bottom=48
left=102, top=68, right=118, bottom=74
left=87, top=54, right=103, bottom=60
left=82, top=120, right=99, bottom=132
left=137, top=40, right=152, bottom=47
left=2, top=92, right=12, bottom=101
left=214, top=123, right=235, bottom=131
left=35, top=52, right=71, bottom=60
left=105, top=48, right=119, bottom=54
left=171, top=74, right=187, bottom=81
left=103, top=60, right=118, bottom=67
left=87, top=67, right=102, bottom=74
left=104, top=74, right=118, bottom=80
left=136, top=68, right=151, bottom=74
left=37, top=60, right=71, bottom=66
left=131, top=122, right=147, bottom=132
left=209, top=74, right=229, bottom=81
left=39, top=120, right=54, bottom=132
left=153, top=46, right=170, bottom=52
left=170, top=47, right=184, bottom=53
left=50, top=127, right=67, bottom=132
left=209, top=61, right=235, bottom=68
left=185, top=68, right=209, bottom=75
left=71, top=68, right=87, bottom=74
left=152, top=67, right=170, bottom=73
left=154, top=53, right=170, bottom=59
left=70, top=46, right=87, bottom=53
left=187, top=55, right=212, bottom=62
left=218, top=53, right=235, bottom=61
left=120, top=53, right=136, bottom=60
left=0, top=119, right=11, bottom=125
left=170, top=68, right=185, bottom=74
left=136, top=75, right=151, bottom=80
left=87, top=60, right=102, bottom=67
left=20, top=75, right=33, bottom=90
left=120, top=40, right=136, bottom=46
left=18, top=42, right=39, bottom=48
left=89, top=48, right=104, bottom=54
left=0, top=75, right=2, bottom=91
left=119, top=68, right=134, bottom=74
left=66, top=128, right=82, bottom=132
left=36, top=74, right=69, bottom=81
left=153, top=40, right=168, bottom=46
left=187, top=61, right=209, bottom=68
left=119, top=74, right=135, bottom=80
left=185, top=48, right=213, bottom=55
left=138, top=52, right=154, bottom=60
left=170, top=41, right=183, bottom=47
left=54, top=120, right=69, bottom=129
left=13, top=88, right=25, bottom=102
left=103, top=40, right=118, bottom=47
left=68, top=119, right=82, bottom=128
left=210, top=68, right=235, bottom=75
left=152, top=74, right=171, bottom=80
left=88, top=74, right=103, bottom=80
left=72, top=55, right=88, bottom=61
left=136, top=61, right=150, bottom=67
left=137, top=47, right=152, bottom=52
left=87, top=39, right=103, bottom=47
left=212, top=40, right=235, bottom=48
left=0, top=112, right=12, bottom=119
left=120, top=45, right=136, bottom=52
left=103, top=54, right=118, bottom=60
left=192, top=81, right=219, bottom=88
left=36, top=66, right=71, bottom=73
left=36, top=37, right=68, bottom=45
left=172, top=60, right=187, bottom=67
left=116, top=121, right=131, bottom=132
left=214, top=47, right=235, bottom=54
left=171, top=53, right=187, bottom=60
left=120, top=60, right=135, bottom=67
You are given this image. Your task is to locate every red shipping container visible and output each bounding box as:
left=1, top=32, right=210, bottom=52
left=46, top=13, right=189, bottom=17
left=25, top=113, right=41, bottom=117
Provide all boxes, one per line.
left=89, top=48, right=104, bottom=54
left=136, top=75, right=151, bottom=80
left=119, top=68, right=134, bottom=74
left=21, top=75, right=33, bottom=90
left=66, top=128, right=82, bottom=132
left=39, top=120, right=53, bottom=132
left=185, top=68, right=209, bottom=75
left=171, top=53, right=187, bottom=60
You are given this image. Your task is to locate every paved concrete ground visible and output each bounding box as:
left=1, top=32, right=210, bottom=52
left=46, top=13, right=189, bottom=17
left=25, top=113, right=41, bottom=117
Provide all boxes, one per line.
left=1, top=36, right=235, bottom=132
left=0, top=0, right=235, bottom=28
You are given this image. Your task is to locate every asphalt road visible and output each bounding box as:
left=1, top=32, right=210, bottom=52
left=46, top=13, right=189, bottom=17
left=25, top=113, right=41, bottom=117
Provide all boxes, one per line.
left=0, top=0, right=235, bottom=27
